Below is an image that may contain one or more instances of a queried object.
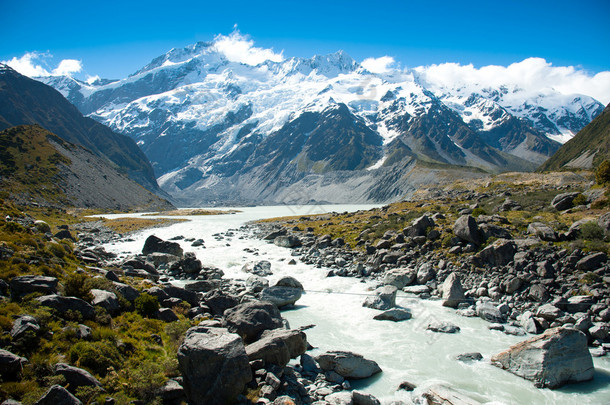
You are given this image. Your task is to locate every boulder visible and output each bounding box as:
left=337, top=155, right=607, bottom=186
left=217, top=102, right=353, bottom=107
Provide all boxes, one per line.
left=352, top=391, right=381, bottom=405
left=142, top=235, right=183, bottom=257
left=203, top=289, right=239, bottom=315
left=403, top=215, right=434, bottom=237
left=157, top=379, right=185, bottom=404
left=416, top=262, right=436, bottom=284
left=0, top=349, right=27, bottom=379
left=551, top=192, right=579, bottom=211
left=590, top=323, right=610, bottom=342
left=242, top=260, right=273, bottom=276
left=565, top=295, right=594, bottom=313
left=35, top=385, right=82, bottom=405
left=528, top=284, right=550, bottom=302
left=177, top=327, right=252, bottom=405
left=420, top=384, right=482, bottom=405
left=11, top=315, right=40, bottom=339
left=491, top=327, right=594, bottom=388
left=315, top=351, right=381, bottom=379
left=122, top=258, right=157, bottom=275
left=441, top=273, right=465, bottom=308
left=260, top=286, right=302, bottom=308
left=362, top=285, right=397, bottom=310
left=475, top=239, right=516, bottom=267
left=273, top=236, right=301, bottom=248
left=246, top=275, right=269, bottom=293
left=54, top=229, right=75, bottom=241
left=453, top=215, right=484, bottom=245
left=222, top=300, right=284, bottom=343
left=479, top=223, right=512, bottom=240
left=576, top=252, right=607, bottom=271
left=426, top=321, right=461, bottom=334
left=36, top=295, right=95, bottom=320
left=382, top=268, right=416, bottom=288
left=112, top=282, right=140, bottom=302
left=163, top=285, right=200, bottom=307
left=246, top=329, right=307, bottom=367
left=456, top=352, right=483, bottom=362
left=527, top=222, right=558, bottom=242
left=373, top=307, right=412, bottom=322
left=90, top=289, right=120, bottom=315
left=476, top=301, right=507, bottom=323
left=54, top=363, right=102, bottom=393
left=157, top=308, right=179, bottom=322
left=536, top=304, right=564, bottom=322
left=275, top=276, right=304, bottom=290
left=519, top=311, right=544, bottom=335
left=10, top=275, right=58, bottom=299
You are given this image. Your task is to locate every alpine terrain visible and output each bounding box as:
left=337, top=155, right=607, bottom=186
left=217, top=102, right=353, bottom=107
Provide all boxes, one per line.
left=39, top=38, right=605, bottom=205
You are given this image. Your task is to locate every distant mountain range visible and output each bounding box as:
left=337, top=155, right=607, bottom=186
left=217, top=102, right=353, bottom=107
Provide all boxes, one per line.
left=35, top=41, right=605, bottom=205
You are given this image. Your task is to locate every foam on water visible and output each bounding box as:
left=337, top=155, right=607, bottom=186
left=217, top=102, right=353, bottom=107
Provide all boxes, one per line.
left=100, top=206, right=610, bottom=404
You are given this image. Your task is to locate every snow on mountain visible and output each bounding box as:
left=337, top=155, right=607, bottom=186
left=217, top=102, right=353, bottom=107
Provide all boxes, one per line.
left=35, top=34, right=606, bottom=205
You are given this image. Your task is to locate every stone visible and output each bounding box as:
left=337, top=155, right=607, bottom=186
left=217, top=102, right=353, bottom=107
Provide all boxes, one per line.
left=519, top=311, right=543, bottom=334
left=11, top=315, right=40, bottom=339
left=112, top=282, right=140, bottom=302
left=475, top=239, right=516, bottom=267
left=527, top=222, right=558, bottom=242
left=203, top=289, right=239, bottom=315
left=177, top=327, right=252, bottom=405
left=54, top=363, right=102, bottom=393
left=260, top=286, right=302, bottom=308
left=476, top=301, right=507, bottom=323
left=416, top=262, right=436, bottom=284
left=536, top=304, right=564, bottom=322
left=157, top=379, right=185, bottom=403
left=403, top=285, right=431, bottom=295
left=441, top=273, right=465, bottom=308
left=0, top=349, right=27, bottom=379
left=576, top=252, right=607, bottom=271
left=34, top=220, right=51, bottom=233
left=456, top=352, right=483, bottom=362
left=420, top=384, right=482, bottom=405
left=246, top=275, right=269, bottom=293
left=453, top=215, right=484, bottom=245
left=273, top=236, right=301, bottom=248
left=315, top=351, right=381, bottom=379
left=404, top=215, right=434, bottom=237
left=491, top=327, right=594, bottom=388
left=528, top=284, right=549, bottom=302
left=142, top=235, right=183, bottom=258
left=246, top=329, right=307, bottom=367
left=123, top=258, right=157, bottom=275
left=275, top=276, right=303, bottom=290
left=35, top=385, right=82, bottom=405
left=223, top=300, right=284, bottom=343
left=382, top=268, right=416, bottom=288
left=54, top=229, right=75, bottom=241
left=10, top=275, right=58, bottom=299
left=551, top=192, right=580, bottom=210
left=426, top=321, right=460, bottom=333
left=503, top=277, right=523, bottom=294
left=352, top=391, right=381, bottom=405
left=590, top=323, right=610, bottom=342
left=373, top=307, right=412, bottom=322
left=325, top=392, right=353, bottom=405
left=243, top=260, right=273, bottom=276
left=36, top=295, right=95, bottom=320
left=157, top=308, right=179, bottom=322
left=565, top=295, right=595, bottom=313
left=177, top=252, right=203, bottom=274
left=163, top=285, right=200, bottom=307
left=397, top=381, right=417, bottom=391
left=362, top=285, right=397, bottom=310
left=90, top=289, right=120, bottom=315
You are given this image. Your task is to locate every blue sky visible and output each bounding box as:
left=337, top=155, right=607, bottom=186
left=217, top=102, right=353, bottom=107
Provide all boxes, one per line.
left=1, top=0, right=609, bottom=80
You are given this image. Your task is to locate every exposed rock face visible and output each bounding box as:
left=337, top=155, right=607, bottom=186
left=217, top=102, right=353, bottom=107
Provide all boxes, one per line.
left=551, top=192, right=579, bottom=210
left=245, top=328, right=307, bottom=367
left=0, top=349, right=27, bottom=379
left=491, top=327, right=594, bottom=388
left=142, top=235, right=184, bottom=257
left=53, top=363, right=103, bottom=393
left=527, top=222, right=558, bottom=241
left=453, top=215, right=484, bottom=245
left=36, top=295, right=96, bottom=320
left=177, top=326, right=252, bottom=405
left=90, top=289, right=120, bottom=315
left=11, top=315, right=40, bottom=339
left=35, top=384, right=82, bottom=405
left=315, top=351, right=381, bottom=379
left=10, top=275, right=58, bottom=298
left=475, top=239, right=516, bottom=266
left=222, top=300, right=284, bottom=343
left=441, top=273, right=465, bottom=308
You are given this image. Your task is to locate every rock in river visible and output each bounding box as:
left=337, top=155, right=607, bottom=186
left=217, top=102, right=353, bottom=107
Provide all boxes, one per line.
left=491, top=327, right=594, bottom=389
left=315, top=351, right=382, bottom=379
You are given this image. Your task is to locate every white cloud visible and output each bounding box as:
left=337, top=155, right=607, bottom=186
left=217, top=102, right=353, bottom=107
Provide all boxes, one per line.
left=2, top=52, right=82, bottom=78
left=212, top=32, right=283, bottom=66
left=414, top=57, right=610, bottom=105
left=361, top=56, right=395, bottom=74
left=86, top=75, right=101, bottom=85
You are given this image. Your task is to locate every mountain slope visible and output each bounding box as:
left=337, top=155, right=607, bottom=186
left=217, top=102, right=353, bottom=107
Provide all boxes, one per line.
left=0, top=125, right=173, bottom=210
left=0, top=64, right=160, bottom=192
left=539, top=104, right=610, bottom=171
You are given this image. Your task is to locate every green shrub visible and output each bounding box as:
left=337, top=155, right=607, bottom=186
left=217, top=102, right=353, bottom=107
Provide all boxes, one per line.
left=69, top=341, right=123, bottom=376
left=63, top=273, right=93, bottom=301
left=471, top=207, right=487, bottom=217
left=572, top=193, right=588, bottom=206
left=126, top=360, right=167, bottom=402
left=580, top=221, right=604, bottom=241
left=595, top=160, right=610, bottom=185
left=134, top=293, right=159, bottom=318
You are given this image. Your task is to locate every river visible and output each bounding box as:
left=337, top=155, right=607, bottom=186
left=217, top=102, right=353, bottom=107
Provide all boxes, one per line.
left=99, top=206, right=610, bottom=404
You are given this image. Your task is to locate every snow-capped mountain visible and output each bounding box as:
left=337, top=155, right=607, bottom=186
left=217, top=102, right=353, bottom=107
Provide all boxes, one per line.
left=39, top=37, right=605, bottom=205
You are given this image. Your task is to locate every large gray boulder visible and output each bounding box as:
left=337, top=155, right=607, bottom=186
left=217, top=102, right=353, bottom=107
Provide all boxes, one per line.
left=441, top=273, right=465, bottom=308
left=245, top=275, right=269, bottom=293
left=275, top=276, right=304, bottom=290
left=551, top=192, right=579, bottom=211
left=35, top=384, right=82, bottom=405
left=11, top=315, right=40, bottom=339
left=475, top=239, right=516, bottom=267
left=142, top=235, right=183, bottom=258
left=273, top=235, right=301, bottom=248
left=0, top=349, right=27, bottom=379
left=112, top=281, right=140, bottom=302
left=403, top=215, right=434, bottom=237
left=10, top=275, right=58, bottom=299
left=163, top=285, right=200, bottom=307
left=476, top=301, right=507, bottom=323
left=36, top=295, right=95, bottom=320
left=53, top=363, right=102, bottom=394
left=453, top=215, right=484, bottom=245
left=491, top=327, right=594, bottom=388
left=362, top=285, right=397, bottom=310
left=222, top=300, right=284, bottom=343
left=90, top=289, right=120, bottom=315
left=260, top=286, right=302, bottom=308
left=177, top=327, right=252, bottom=405
left=246, top=328, right=307, bottom=367
left=527, top=222, right=558, bottom=242
left=382, top=268, right=416, bottom=288
left=373, top=307, right=412, bottom=322
left=203, top=289, right=239, bottom=315
left=420, top=384, right=482, bottom=405
left=315, top=351, right=381, bottom=379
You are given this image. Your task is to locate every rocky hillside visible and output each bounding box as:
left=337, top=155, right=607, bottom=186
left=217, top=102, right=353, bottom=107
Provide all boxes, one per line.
left=0, top=125, right=173, bottom=211
left=539, top=103, right=610, bottom=171
left=38, top=38, right=605, bottom=205
left=0, top=64, right=161, bottom=194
